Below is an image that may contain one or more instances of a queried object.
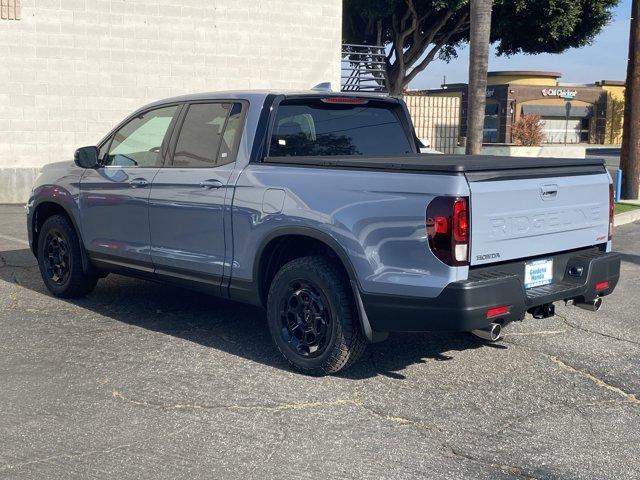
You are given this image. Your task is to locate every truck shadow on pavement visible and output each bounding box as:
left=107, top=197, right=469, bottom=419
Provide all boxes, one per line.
left=618, top=252, right=640, bottom=266
left=1, top=247, right=507, bottom=380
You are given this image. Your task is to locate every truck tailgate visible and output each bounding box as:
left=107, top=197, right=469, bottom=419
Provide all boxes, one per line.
left=468, top=171, right=610, bottom=266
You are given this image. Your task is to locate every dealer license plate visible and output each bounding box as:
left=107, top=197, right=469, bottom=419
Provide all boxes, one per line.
left=524, top=259, right=553, bottom=289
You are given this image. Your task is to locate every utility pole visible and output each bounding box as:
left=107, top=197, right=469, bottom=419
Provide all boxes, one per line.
left=466, top=0, right=493, bottom=155
left=621, top=0, right=640, bottom=199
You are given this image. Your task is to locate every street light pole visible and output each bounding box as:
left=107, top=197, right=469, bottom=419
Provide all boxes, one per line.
left=621, top=0, right=640, bottom=199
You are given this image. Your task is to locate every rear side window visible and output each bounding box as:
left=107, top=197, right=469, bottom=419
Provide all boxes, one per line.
left=269, top=98, right=414, bottom=157
left=172, top=102, right=244, bottom=168
left=218, top=103, right=244, bottom=165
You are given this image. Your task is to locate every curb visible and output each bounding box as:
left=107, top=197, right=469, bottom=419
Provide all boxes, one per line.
left=615, top=208, right=640, bottom=227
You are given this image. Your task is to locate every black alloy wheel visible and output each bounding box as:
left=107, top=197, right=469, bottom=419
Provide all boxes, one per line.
left=42, top=230, right=70, bottom=285
left=279, top=279, right=332, bottom=358
left=37, top=214, right=98, bottom=298
left=266, top=256, right=367, bottom=375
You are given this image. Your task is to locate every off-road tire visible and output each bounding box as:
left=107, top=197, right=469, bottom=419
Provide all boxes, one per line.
left=37, top=214, right=98, bottom=298
left=266, top=256, right=367, bottom=375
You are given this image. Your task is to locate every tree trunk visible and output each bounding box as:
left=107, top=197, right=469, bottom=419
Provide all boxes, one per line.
left=387, top=65, right=406, bottom=96
left=621, top=0, right=640, bottom=199
left=465, top=0, right=492, bottom=155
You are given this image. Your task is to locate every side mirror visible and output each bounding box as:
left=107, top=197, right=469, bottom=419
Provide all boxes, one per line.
left=74, top=146, right=100, bottom=169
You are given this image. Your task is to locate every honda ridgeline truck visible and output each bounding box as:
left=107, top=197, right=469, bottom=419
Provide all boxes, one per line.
left=27, top=90, right=621, bottom=375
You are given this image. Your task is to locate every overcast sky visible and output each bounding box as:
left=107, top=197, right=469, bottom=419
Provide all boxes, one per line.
left=409, top=0, right=631, bottom=89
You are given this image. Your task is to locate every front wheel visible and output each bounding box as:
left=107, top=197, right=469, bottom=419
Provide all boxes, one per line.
left=266, top=256, right=366, bottom=375
left=37, top=214, right=98, bottom=298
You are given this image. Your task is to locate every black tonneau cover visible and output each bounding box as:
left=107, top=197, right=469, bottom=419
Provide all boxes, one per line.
left=263, top=154, right=607, bottom=180
left=264, top=153, right=605, bottom=172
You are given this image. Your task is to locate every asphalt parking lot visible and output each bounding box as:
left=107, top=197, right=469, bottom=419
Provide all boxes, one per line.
left=1, top=204, right=639, bottom=480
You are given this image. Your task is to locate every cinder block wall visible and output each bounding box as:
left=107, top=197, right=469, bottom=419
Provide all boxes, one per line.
left=0, top=0, right=342, bottom=203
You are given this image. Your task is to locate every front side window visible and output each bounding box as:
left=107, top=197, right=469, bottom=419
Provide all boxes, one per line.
left=98, top=139, right=110, bottom=163
left=172, top=103, right=239, bottom=168
left=269, top=98, right=414, bottom=157
left=106, top=105, right=178, bottom=167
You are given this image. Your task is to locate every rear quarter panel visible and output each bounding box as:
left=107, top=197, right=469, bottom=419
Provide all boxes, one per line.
left=232, top=164, right=471, bottom=298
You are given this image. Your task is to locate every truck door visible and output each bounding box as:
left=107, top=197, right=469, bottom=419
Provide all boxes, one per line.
left=80, top=105, right=179, bottom=269
left=148, top=102, right=246, bottom=292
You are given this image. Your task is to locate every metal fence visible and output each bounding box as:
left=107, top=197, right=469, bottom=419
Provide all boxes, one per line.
left=341, top=44, right=387, bottom=93
left=403, top=94, right=461, bottom=154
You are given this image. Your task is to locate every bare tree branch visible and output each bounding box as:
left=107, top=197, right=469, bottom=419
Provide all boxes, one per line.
left=404, top=9, right=455, bottom=68
left=404, top=12, right=469, bottom=85
left=397, top=0, right=420, bottom=47
left=400, top=0, right=414, bottom=32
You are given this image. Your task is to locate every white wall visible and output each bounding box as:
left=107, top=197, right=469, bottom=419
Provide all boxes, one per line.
left=0, top=0, right=342, bottom=202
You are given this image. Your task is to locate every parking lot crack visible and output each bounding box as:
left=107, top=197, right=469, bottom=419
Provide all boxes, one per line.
left=548, top=356, right=639, bottom=404
left=505, top=329, right=568, bottom=337
left=502, top=337, right=639, bottom=405
left=112, top=389, right=363, bottom=413
left=489, top=398, right=627, bottom=440
left=447, top=446, right=539, bottom=479
left=236, top=398, right=363, bottom=412
left=357, top=403, right=445, bottom=432
left=0, top=444, right=133, bottom=472
left=557, top=313, right=640, bottom=346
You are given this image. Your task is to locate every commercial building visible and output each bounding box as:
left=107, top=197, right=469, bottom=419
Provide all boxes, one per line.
left=411, top=71, right=625, bottom=147
left=0, top=0, right=342, bottom=203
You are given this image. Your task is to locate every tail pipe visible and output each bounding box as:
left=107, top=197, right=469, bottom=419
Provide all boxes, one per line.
left=575, top=297, right=603, bottom=312
left=471, top=323, right=502, bottom=342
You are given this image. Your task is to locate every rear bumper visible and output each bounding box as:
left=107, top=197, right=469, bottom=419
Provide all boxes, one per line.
left=360, top=249, right=620, bottom=333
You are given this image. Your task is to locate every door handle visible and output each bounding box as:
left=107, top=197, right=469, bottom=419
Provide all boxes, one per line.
left=200, top=179, right=223, bottom=189
left=129, top=178, right=149, bottom=188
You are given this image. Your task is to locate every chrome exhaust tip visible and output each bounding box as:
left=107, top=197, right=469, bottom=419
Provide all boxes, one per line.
left=576, top=297, right=603, bottom=312
left=471, top=323, right=502, bottom=342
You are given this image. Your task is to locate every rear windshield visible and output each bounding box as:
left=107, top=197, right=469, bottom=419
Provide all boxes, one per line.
left=269, top=98, right=414, bottom=157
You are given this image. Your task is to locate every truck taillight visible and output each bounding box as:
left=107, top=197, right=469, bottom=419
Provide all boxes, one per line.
left=609, top=183, right=614, bottom=241
left=426, top=196, right=470, bottom=266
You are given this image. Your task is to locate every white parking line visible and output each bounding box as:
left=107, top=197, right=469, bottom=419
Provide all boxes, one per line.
left=0, top=234, right=29, bottom=246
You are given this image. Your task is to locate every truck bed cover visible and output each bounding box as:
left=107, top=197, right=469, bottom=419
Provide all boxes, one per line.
left=264, top=154, right=604, bottom=172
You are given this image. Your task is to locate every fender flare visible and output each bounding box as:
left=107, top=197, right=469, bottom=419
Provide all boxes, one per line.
left=252, top=226, right=385, bottom=343
left=31, top=197, right=95, bottom=275
left=253, top=226, right=361, bottom=290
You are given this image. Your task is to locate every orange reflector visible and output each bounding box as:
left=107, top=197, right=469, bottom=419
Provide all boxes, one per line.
left=595, top=281, right=609, bottom=291
left=486, top=305, right=509, bottom=319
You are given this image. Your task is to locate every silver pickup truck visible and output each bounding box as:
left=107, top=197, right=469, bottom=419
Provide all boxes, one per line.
left=27, top=90, right=621, bottom=375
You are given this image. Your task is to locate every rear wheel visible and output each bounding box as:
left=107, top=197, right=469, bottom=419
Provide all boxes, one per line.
left=266, top=256, right=366, bottom=375
left=37, top=214, right=98, bottom=298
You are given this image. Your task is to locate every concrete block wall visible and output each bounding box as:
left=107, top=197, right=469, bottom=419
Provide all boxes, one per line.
left=0, top=0, right=342, bottom=203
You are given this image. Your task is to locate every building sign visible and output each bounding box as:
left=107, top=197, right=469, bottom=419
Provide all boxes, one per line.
left=542, top=88, right=577, bottom=99
left=486, top=88, right=495, bottom=97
